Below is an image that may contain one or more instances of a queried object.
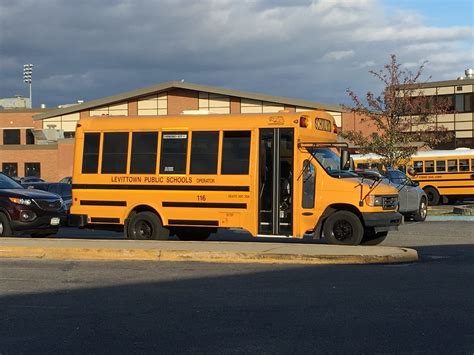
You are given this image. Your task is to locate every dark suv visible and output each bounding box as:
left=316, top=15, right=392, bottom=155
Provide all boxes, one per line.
left=0, top=173, right=65, bottom=237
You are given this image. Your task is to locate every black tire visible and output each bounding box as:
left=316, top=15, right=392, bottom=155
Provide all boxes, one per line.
left=0, top=212, right=12, bottom=237
left=424, top=187, right=440, bottom=206
left=174, top=228, right=211, bottom=241
left=126, top=211, right=169, bottom=240
left=323, top=211, right=364, bottom=246
left=31, top=228, right=59, bottom=238
left=361, top=229, right=388, bottom=245
left=413, top=197, right=428, bottom=222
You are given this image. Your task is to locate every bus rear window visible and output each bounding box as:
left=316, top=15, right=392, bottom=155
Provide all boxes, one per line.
left=82, top=133, right=100, bottom=174
left=101, top=132, right=129, bottom=174
left=221, top=131, right=251, bottom=175
left=160, top=132, right=188, bottom=174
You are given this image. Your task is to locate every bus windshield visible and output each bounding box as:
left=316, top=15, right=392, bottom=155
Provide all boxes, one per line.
left=309, top=148, right=359, bottom=178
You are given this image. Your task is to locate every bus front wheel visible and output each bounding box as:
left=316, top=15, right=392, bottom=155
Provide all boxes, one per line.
left=424, top=187, right=440, bottom=206
left=126, top=211, right=169, bottom=240
left=323, top=211, right=364, bottom=246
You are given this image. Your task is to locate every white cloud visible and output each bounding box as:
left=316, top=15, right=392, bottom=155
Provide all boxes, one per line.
left=322, top=50, right=355, bottom=61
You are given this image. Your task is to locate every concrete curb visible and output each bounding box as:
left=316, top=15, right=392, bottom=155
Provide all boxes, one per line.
left=0, top=238, right=418, bottom=265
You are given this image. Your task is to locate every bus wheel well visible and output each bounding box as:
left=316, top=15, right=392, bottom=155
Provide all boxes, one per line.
left=126, top=205, right=163, bottom=225
left=314, top=204, right=364, bottom=239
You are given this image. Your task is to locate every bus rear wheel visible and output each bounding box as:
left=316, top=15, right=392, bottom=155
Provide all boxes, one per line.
left=126, top=211, right=169, bottom=240
left=424, top=187, right=440, bottom=206
left=323, top=211, right=364, bottom=246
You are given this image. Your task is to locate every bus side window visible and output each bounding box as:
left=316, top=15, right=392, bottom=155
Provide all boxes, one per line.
left=436, top=160, right=446, bottom=172
left=221, top=131, right=251, bottom=175
left=425, top=160, right=434, bottom=173
left=190, top=131, right=219, bottom=174
left=459, top=159, right=469, bottom=172
left=101, top=132, right=129, bottom=174
left=414, top=161, right=423, bottom=173
left=82, top=133, right=101, bottom=174
left=448, top=159, right=457, bottom=172
left=130, top=132, right=158, bottom=174
left=471, top=159, right=474, bottom=172
left=160, top=132, right=188, bottom=174
left=302, top=160, right=315, bottom=209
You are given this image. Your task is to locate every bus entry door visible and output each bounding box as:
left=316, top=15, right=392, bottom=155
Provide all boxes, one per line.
left=258, top=128, right=294, bottom=236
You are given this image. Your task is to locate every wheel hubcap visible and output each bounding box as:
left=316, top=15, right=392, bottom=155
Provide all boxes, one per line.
left=420, top=201, right=427, bottom=218
left=0, top=222, right=3, bottom=235
left=333, top=220, right=353, bottom=241
left=135, top=220, right=153, bottom=239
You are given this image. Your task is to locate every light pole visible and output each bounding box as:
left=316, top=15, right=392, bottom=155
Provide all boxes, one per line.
left=23, top=64, right=33, bottom=108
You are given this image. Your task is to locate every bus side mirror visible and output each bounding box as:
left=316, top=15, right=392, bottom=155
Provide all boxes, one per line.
left=340, top=150, right=350, bottom=170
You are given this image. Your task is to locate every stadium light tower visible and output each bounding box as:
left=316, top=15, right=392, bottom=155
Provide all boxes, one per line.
left=23, top=64, right=33, bottom=108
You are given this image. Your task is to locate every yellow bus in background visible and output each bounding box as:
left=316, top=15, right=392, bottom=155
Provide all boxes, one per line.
left=68, top=111, right=401, bottom=245
left=352, top=149, right=474, bottom=205
left=408, top=149, right=474, bottom=205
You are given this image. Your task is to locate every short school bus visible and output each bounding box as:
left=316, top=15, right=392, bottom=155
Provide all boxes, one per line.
left=352, top=149, right=474, bottom=205
left=69, top=111, right=402, bottom=245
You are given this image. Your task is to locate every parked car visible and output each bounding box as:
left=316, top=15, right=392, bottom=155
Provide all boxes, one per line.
left=19, top=176, right=45, bottom=184
left=356, top=169, right=428, bottom=221
left=22, top=182, right=72, bottom=221
left=0, top=173, right=65, bottom=237
left=59, top=176, right=72, bottom=184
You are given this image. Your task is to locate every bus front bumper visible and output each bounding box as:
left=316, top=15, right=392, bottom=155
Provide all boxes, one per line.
left=68, top=214, right=88, bottom=228
left=362, top=212, right=402, bottom=233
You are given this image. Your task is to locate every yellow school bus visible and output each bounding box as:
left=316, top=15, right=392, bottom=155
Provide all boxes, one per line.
left=408, top=149, right=474, bottom=205
left=68, top=111, right=402, bottom=245
left=352, top=149, right=474, bottom=205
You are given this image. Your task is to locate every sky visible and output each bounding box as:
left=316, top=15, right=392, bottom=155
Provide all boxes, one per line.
left=0, top=0, right=472, bottom=108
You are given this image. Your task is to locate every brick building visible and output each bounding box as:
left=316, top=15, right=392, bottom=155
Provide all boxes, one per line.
left=1, top=81, right=343, bottom=181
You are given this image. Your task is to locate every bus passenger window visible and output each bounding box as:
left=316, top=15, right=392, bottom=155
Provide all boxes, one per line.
left=436, top=160, right=446, bottom=172
left=190, top=131, right=219, bottom=174
left=425, top=160, right=434, bottom=173
left=302, top=160, right=315, bottom=209
left=414, top=161, right=423, bottom=173
left=130, top=132, right=158, bottom=174
left=221, top=131, right=251, bottom=175
left=448, top=160, right=457, bottom=172
left=471, top=159, right=474, bottom=172
left=82, top=133, right=100, bottom=174
left=101, top=132, right=129, bottom=174
left=160, top=132, right=188, bottom=174
left=459, top=159, right=469, bottom=172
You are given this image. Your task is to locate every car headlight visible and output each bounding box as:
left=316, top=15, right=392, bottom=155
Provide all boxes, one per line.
left=9, top=197, right=32, bottom=206
left=365, top=195, right=384, bottom=207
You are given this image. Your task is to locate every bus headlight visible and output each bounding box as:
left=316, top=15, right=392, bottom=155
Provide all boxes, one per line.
left=365, top=195, right=383, bottom=207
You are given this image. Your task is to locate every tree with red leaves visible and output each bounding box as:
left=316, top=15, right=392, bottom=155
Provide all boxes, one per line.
left=343, top=54, right=451, bottom=168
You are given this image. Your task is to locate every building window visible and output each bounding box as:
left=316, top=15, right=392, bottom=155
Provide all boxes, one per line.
left=101, top=132, right=129, bottom=174
left=25, top=163, right=41, bottom=177
left=82, top=133, right=101, bottom=174
left=198, top=92, right=230, bottom=114
left=221, top=131, right=251, bottom=175
left=64, top=132, right=75, bottom=139
left=26, top=129, right=35, bottom=144
left=130, top=132, right=158, bottom=174
left=2, top=163, right=18, bottom=177
left=3, top=129, right=20, bottom=145
left=190, top=131, right=219, bottom=174
left=455, top=94, right=464, bottom=112
left=160, top=132, right=188, bottom=174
